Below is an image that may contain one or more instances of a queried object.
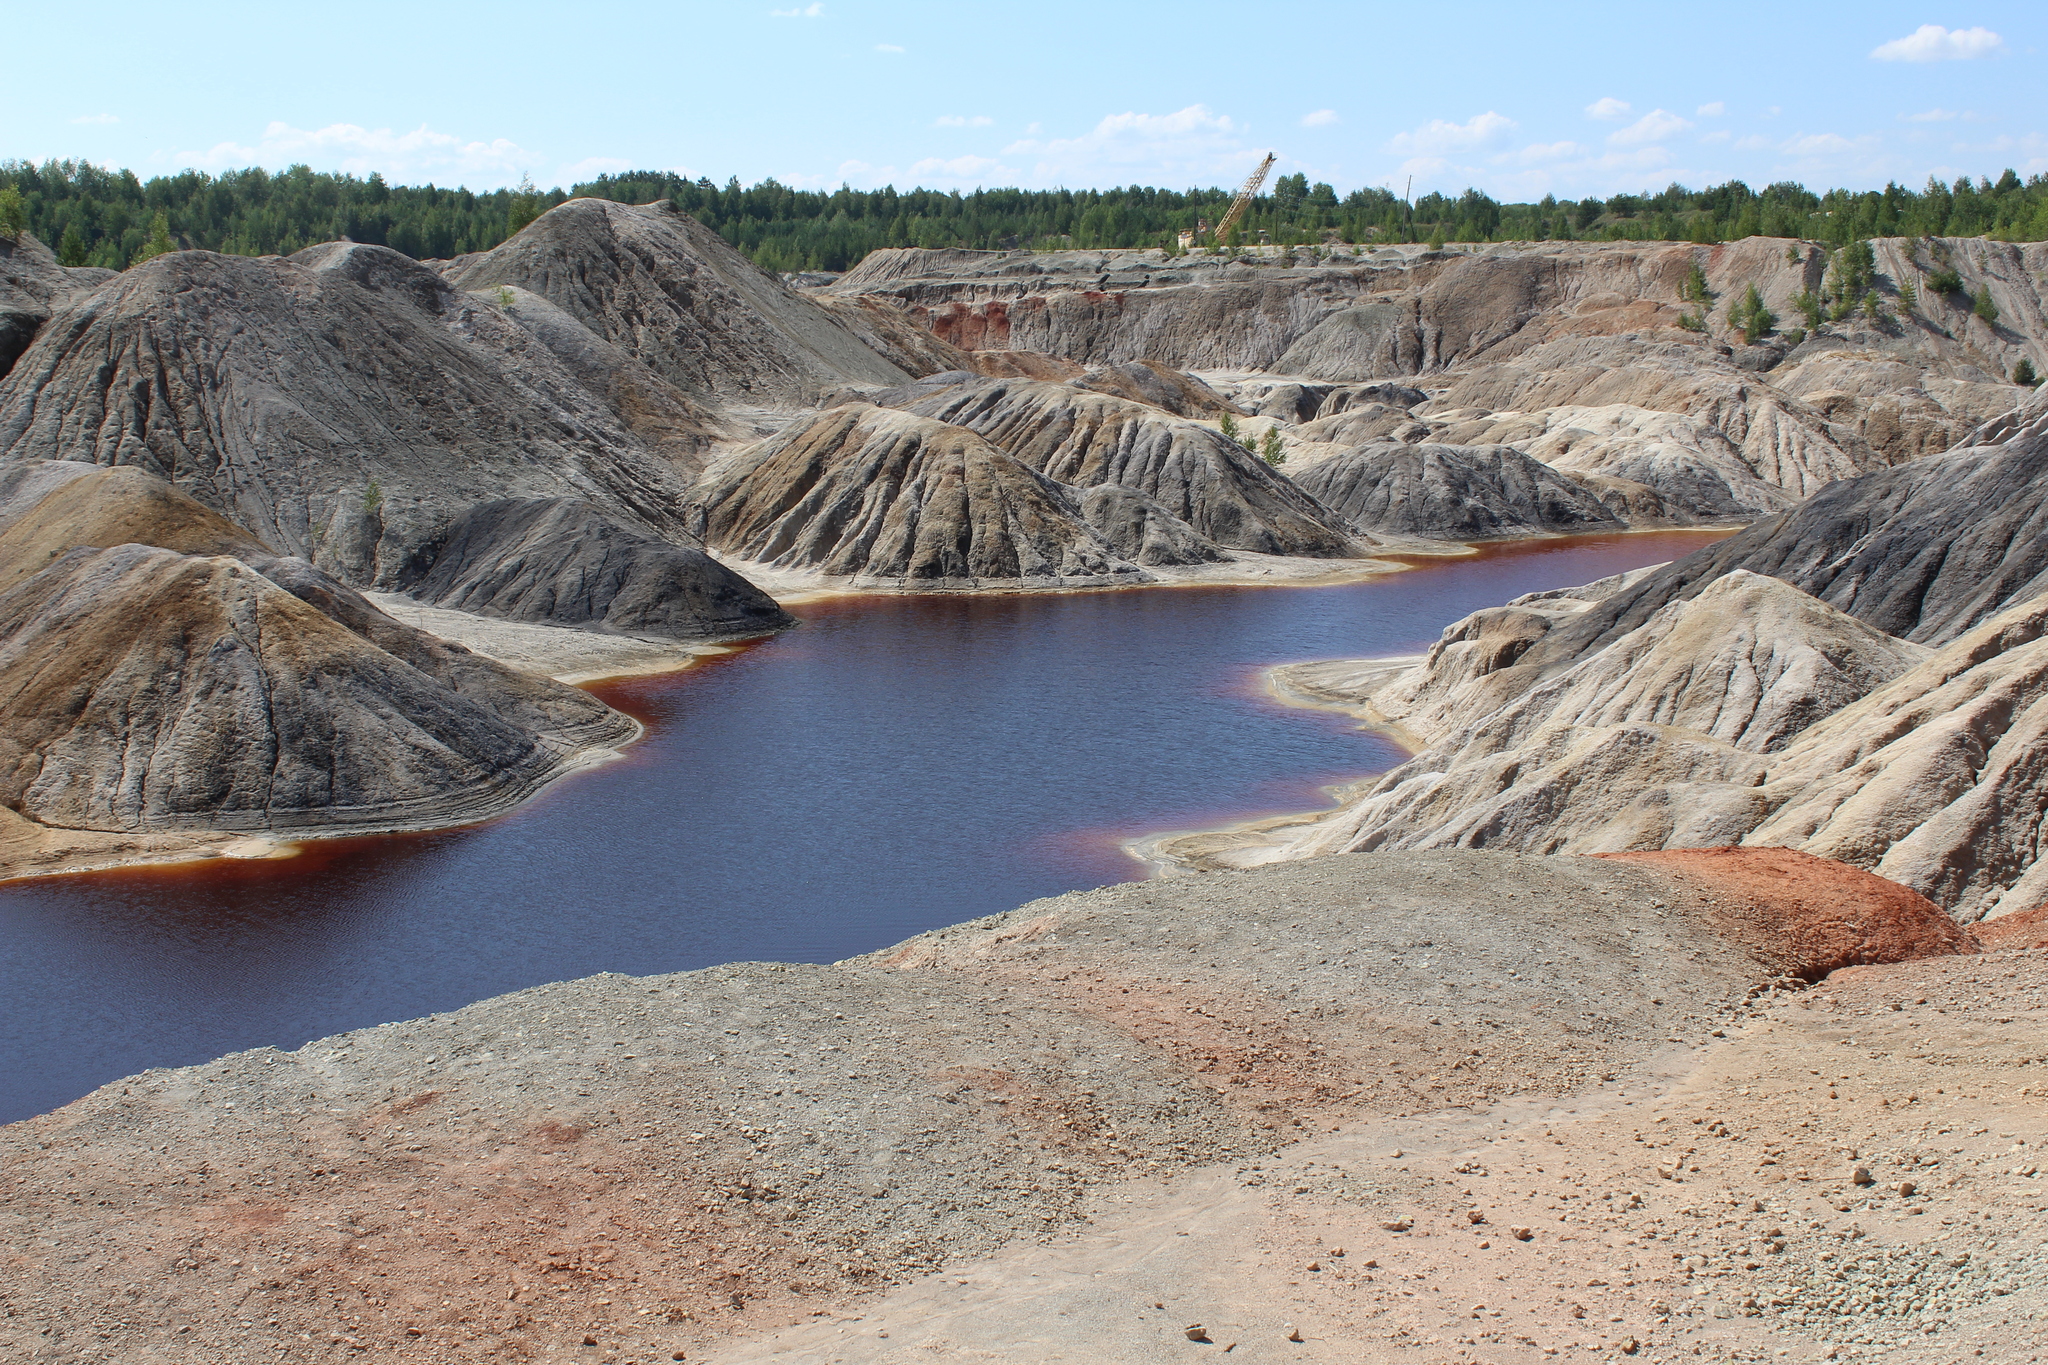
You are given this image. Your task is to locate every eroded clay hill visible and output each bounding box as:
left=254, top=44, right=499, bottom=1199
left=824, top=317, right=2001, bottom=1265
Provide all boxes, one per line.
left=822, top=235, right=2045, bottom=524
left=0, top=463, right=637, bottom=868
left=7, top=849, right=2035, bottom=1365
left=0, top=242, right=715, bottom=587
left=887, top=376, right=1362, bottom=557
left=0, top=229, right=114, bottom=379
left=444, top=199, right=914, bottom=407
left=404, top=498, right=795, bottom=641
left=691, top=404, right=1164, bottom=588
left=1155, top=385, right=2048, bottom=929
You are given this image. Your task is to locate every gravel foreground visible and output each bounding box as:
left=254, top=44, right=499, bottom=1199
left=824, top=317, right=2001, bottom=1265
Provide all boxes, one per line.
left=1, top=849, right=2040, bottom=1365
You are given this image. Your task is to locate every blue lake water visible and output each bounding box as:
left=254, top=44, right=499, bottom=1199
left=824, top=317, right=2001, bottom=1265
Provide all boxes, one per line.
left=0, top=531, right=1728, bottom=1122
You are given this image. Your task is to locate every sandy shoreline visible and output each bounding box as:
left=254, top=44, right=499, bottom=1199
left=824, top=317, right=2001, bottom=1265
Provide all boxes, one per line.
left=0, top=527, right=1712, bottom=887
left=1124, top=652, right=1425, bottom=875
left=706, top=544, right=1463, bottom=598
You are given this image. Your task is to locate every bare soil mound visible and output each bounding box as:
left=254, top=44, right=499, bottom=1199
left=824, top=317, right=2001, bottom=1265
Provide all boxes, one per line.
left=446, top=200, right=909, bottom=406
left=0, top=245, right=707, bottom=587
left=1596, top=846, right=1979, bottom=979
left=894, top=377, right=1361, bottom=557
left=1291, top=440, right=1625, bottom=541
left=402, top=497, right=794, bottom=641
left=0, top=849, right=1998, bottom=1365
left=0, top=540, right=633, bottom=842
left=691, top=403, right=1153, bottom=587
left=1974, top=904, right=2048, bottom=950
left=0, top=463, right=272, bottom=592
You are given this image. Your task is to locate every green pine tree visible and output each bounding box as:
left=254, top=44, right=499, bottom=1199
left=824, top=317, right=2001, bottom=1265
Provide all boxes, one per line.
left=128, top=211, right=176, bottom=268
left=1426, top=223, right=1445, bottom=251
left=506, top=175, right=543, bottom=237
left=1790, top=289, right=1823, bottom=330
left=1727, top=283, right=1777, bottom=344
left=1217, top=412, right=1248, bottom=450
left=0, top=186, right=25, bottom=242
left=1680, top=259, right=1711, bottom=305
left=1974, top=287, right=2000, bottom=324
left=2015, top=358, right=2041, bottom=388
left=1259, top=427, right=1286, bottom=466
left=57, top=223, right=89, bottom=267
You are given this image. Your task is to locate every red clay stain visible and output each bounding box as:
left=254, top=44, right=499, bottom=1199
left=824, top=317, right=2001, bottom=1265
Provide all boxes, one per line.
left=1595, top=846, right=1977, bottom=978
left=527, top=1120, right=587, bottom=1145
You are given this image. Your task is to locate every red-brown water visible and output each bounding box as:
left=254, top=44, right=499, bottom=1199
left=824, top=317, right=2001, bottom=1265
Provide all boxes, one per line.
left=0, top=531, right=1729, bottom=1122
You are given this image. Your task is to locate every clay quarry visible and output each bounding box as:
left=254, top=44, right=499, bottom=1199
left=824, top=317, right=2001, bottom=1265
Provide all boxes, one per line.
left=2, top=193, right=2047, bottom=1365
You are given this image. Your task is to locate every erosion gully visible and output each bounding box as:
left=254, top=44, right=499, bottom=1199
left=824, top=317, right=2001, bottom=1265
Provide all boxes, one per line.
left=0, top=531, right=1730, bottom=1123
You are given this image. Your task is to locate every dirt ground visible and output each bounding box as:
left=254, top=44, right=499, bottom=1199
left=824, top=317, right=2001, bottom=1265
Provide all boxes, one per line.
left=2, top=850, right=2040, bottom=1365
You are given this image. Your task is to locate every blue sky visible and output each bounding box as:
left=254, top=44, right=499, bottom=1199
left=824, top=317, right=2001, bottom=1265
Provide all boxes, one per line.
left=8, top=2, right=2042, bottom=199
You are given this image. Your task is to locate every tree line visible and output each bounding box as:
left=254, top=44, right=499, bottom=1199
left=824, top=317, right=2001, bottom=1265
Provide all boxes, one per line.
left=5, top=157, right=2048, bottom=274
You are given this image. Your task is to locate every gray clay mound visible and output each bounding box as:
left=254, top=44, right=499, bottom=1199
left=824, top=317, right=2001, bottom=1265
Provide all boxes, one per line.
left=1240, top=379, right=1428, bottom=424
left=1073, top=360, right=1240, bottom=418
left=894, top=377, right=1362, bottom=557
left=692, top=403, right=1148, bottom=588
left=1292, top=441, right=1624, bottom=541
left=0, top=231, right=115, bottom=380
left=405, top=498, right=794, bottom=641
left=0, top=543, right=633, bottom=837
left=0, top=462, right=274, bottom=593
left=0, top=244, right=704, bottom=588
left=486, top=286, right=725, bottom=478
left=1073, top=484, right=1226, bottom=566
left=1520, top=383, right=2048, bottom=672
left=446, top=199, right=909, bottom=405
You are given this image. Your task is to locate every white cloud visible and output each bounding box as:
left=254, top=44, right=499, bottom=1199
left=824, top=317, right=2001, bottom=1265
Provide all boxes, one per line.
left=1300, top=109, right=1340, bottom=128
left=1905, top=108, right=1961, bottom=122
left=907, top=154, right=1016, bottom=182
left=1004, top=104, right=1261, bottom=185
left=770, top=2, right=822, bottom=15
left=1513, top=141, right=1587, bottom=165
left=1699, top=130, right=1731, bottom=145
left=1780, top=132, right=1857, bottom=156
left=174, top=121, right=534, bottom=187
left=1608, top=109, right=1692, bottom=146
left=1584, top=97, right=1631, bottom=121
left=1695, top=101, right=1725, bottom=117
left=70, top=113, right=119, bottom=125
left=1871, top=24, right=2003, bottom=62
left=934, top=114, right=993, bottom=128
left=1385, top=111, right=1517, bottom=157
left=1734, top=134, right=1772, bottom=151
left=874, top=42, right=905, bottom=52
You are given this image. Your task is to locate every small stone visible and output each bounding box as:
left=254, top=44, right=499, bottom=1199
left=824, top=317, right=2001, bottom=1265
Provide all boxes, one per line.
left=582, top=1336, right=599, bottom=1348
left=1185, top=1324, right=1210, bottom=1342
left=1380, top=1217, right=1413, bottom=1232
left=1511, top=1226, right=1534, bottom=1241
left=1850, top=1165, right=1873, bottom=1186
left=1897, top=1180, right=1916, bottom=1197
left=1284, top=1324, right=1303, bottom=1342
left=1621, top=1339, right=1640, bottom=1355
left=1306, top=1261, right=1321, bottom=1272
left=1477, top=1240, right=1491, bottom=1248
left=1467, top=1209, right=1487, bottom=1224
